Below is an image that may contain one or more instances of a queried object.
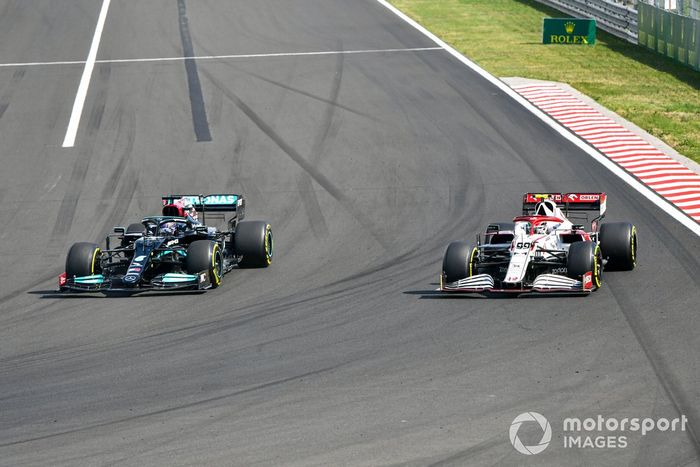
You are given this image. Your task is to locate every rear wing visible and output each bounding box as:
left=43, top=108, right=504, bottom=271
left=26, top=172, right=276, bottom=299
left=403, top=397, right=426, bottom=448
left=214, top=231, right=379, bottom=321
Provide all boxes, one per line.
left=162, top=194, right=246, bottom=225
left=162, top=194, right=244, bottom=212
left=522, top=192, right=606, bottom=227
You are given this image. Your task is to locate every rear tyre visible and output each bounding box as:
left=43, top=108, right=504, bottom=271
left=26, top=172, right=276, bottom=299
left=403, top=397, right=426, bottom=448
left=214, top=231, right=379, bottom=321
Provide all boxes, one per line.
left=235, top=221, right=273, bottom=268
left=442, top=242, right=477, bottom=284
left=66, top=242, right=102, bottom=277
left=567, top=241, right=602, bottom=288
left=186, top=240, right=223, bottom=288
left=599, top=222, right=637, bottom=270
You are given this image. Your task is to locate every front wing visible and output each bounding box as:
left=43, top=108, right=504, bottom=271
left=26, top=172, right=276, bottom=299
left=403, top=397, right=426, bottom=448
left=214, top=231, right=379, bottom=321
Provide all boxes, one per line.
left=59, top=271, right=212, bottom=293
left=440, top=273, right=593, bottom=295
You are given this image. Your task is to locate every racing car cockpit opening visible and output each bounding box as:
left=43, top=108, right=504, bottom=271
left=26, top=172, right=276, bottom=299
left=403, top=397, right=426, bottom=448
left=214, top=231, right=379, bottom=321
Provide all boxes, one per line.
left=158, top=219, right=191, bottom=237
left=139, top=218, right=192, bottom=237
left=534, top=221, right=561, bottom=235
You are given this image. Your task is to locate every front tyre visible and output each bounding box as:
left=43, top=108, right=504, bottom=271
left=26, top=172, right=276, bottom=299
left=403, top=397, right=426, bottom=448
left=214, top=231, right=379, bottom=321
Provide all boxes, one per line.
left=442, top=241, right=477, bottom=284
left=567, top=241, right=602, bottom=289
left=235, top=221, right=273, bottom=268
left=599, top=222, right=637, bottom=271
left=186, top=240, right=223, bottom=288
left=66, top=242, right=102, bottom=277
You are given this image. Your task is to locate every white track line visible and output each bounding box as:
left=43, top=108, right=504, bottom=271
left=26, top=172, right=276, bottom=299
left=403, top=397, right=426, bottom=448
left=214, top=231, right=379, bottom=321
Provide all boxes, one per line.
left=0, top=59, right=85, bottom=68
left=0, top=47, right=442, bottom=69
left=102, top=46, right=443, bottom=63
left=61, top=0, right=111, bottom=148
left=374, top=0, right=700, bottom=237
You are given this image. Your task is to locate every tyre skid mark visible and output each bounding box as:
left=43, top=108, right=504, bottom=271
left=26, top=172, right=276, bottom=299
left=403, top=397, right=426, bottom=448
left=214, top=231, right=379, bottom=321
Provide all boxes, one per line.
left=296, top=42, right=345, bottom=240
left=50, top=60, right=112, bottom=241
left=176, top=0, right=212, bottom=142
left=0, top=364, right=344, bottom=448
left=202, top=70, right=391, bottom=250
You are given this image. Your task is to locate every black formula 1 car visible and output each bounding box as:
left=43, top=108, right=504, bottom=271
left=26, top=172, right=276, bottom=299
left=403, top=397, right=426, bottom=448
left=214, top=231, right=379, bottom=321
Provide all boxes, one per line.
left=58, top=194, right=273, bottom=294
left=440, top=192, right=637, bottom=295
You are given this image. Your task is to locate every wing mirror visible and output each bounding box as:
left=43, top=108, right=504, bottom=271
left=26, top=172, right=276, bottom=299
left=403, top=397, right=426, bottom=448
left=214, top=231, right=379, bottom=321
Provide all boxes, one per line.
left=113, top=227, right=126, bottom=234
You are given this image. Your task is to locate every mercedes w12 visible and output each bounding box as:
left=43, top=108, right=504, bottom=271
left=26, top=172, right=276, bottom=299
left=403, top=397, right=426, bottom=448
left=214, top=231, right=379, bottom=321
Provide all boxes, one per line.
left=58, top=194, right=273, bottom=294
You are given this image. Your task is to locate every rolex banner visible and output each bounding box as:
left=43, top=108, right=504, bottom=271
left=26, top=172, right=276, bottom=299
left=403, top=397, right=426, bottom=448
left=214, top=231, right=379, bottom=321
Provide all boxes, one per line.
left=543, top=18, right=596, bottom=45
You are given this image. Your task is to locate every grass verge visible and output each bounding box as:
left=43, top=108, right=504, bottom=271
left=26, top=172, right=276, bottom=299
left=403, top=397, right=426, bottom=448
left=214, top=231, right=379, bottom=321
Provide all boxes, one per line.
left=390, top=0, right=700, bottom=163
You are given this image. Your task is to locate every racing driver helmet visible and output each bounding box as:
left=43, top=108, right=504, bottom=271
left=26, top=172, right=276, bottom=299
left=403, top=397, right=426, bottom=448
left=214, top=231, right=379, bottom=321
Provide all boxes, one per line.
left=179, top=197, right=198, bottom=222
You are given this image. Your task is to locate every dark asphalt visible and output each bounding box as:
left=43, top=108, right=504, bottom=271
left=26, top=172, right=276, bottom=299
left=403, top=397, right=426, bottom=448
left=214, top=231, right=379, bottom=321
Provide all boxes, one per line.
left=0, top=1, right=699, bottom=465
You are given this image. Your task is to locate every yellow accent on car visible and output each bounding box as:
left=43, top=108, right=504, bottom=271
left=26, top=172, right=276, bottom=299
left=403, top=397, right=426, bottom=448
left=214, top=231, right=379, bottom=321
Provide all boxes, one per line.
left=630, top=226, right=637, bottom=266
left=211, top=244, right=221, bottom=285
left=469, top=247, right=478, bottom=277
left=264, top=224, right=273, bottom=265
left=91, top=248, right=101, bottom=275
left=593, top=245, right=602, bottom=288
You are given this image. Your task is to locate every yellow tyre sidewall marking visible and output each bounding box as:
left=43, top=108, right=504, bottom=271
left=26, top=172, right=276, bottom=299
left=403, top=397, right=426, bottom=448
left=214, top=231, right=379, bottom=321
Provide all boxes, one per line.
left=594, top=245, right=602, bottom=288
left=264, top=224, right=273, bottom=265
left=468, top=247, right=478, bottom=277
left=91, top=248, right=101, bottom=275
left=630, top=226, right=637, bottom=266
left=211, top=243, right=221, bottom=285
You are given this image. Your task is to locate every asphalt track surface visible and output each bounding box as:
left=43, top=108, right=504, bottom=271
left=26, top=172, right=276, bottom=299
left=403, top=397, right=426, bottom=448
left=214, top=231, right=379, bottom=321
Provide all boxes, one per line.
left=0, top=1, right=699, bottom=466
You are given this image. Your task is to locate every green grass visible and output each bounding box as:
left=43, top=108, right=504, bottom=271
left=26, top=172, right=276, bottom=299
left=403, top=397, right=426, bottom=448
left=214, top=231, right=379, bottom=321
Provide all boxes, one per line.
left=390, top=0, right=700, bottom=162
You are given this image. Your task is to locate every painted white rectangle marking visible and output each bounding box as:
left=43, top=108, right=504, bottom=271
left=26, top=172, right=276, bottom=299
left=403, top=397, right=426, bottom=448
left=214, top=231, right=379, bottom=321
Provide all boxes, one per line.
left=61, top=0, right=111, bottom=148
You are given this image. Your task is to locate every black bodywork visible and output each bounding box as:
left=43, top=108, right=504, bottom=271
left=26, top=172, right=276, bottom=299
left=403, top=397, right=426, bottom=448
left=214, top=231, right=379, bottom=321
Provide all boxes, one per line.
left=61, top=194, right=250, bottom=293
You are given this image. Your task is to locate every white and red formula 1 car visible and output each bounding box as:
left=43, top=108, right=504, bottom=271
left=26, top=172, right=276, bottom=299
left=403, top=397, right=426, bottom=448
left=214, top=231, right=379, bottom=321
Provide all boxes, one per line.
left=440, top=193, right=637, bottom=296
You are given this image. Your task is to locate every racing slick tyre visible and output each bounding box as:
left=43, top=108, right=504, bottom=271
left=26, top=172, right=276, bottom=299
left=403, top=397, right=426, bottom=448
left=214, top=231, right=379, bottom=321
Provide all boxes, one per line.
left=186, top=240, right=223, bottom=288
left=599, top=222, right=637, bottom=271
left=65, top=242, right=102, bottom=278
left=442, top=242, right=477, bottom=284
left=567, top=241, right=602, bottom=289
left=235, top=221, right=273, bottom=268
